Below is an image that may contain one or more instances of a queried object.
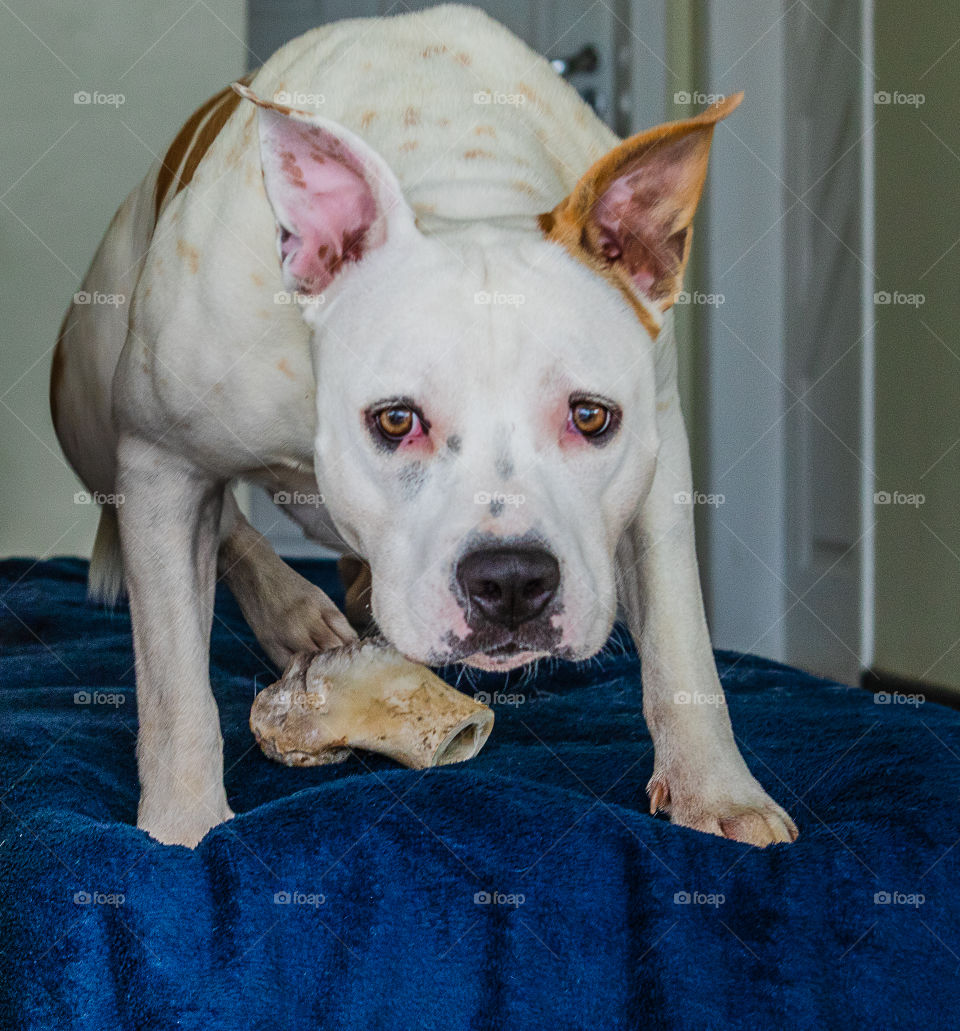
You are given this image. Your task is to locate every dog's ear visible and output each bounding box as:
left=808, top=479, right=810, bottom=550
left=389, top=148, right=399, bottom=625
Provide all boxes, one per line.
left=233, top=83, right=417, bottom=297
left=539, top=93, right=743, bottom=317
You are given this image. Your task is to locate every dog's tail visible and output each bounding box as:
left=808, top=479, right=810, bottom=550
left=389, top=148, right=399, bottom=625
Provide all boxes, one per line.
left=88, top=505, right=125, bottom=605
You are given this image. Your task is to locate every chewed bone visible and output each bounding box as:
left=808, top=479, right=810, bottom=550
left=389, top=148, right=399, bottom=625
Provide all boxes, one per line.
left=250, top=641, right=494, bottom=769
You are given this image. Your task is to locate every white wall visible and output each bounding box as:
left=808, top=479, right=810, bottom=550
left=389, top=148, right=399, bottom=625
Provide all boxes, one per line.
left=0, top=1, right=246, bottom=559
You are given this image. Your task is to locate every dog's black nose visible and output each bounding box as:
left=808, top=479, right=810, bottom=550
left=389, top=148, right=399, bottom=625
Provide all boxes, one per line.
left=456, top=546, right=560, bottom=629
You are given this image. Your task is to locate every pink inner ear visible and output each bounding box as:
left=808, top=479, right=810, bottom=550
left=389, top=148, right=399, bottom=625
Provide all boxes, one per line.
left=590, top=137, right=698, bottom=302
left=262, top=117, right=380, bottom=294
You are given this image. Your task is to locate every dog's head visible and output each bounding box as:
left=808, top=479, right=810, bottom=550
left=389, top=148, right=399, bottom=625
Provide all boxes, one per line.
left=239, top=84, right=740, bottom=670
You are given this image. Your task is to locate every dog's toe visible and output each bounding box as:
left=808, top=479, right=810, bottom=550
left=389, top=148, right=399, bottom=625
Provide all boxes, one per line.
left=647, top=770, right=798, bottom=847
left=719, top=806, right=798, bottom=846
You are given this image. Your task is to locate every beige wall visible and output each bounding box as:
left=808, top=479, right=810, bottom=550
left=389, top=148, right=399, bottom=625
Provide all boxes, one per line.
left=0, top=2, right=245, bottom=559
left=874, top=2, right=960, bottom=687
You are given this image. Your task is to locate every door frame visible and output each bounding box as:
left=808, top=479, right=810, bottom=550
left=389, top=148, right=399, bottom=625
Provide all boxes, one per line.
left=691, top=0, right=875, bottom=681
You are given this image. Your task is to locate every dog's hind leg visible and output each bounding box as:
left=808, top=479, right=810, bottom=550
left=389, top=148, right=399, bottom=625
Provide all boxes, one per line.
left=217, top=491, right=356, bottom=668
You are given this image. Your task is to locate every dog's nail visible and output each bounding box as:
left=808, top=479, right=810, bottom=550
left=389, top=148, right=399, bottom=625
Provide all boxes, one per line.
left=648, top=779, right=669, bottom=814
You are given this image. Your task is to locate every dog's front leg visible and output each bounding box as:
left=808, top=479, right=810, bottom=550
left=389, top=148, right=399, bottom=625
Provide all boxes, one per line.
left=117, top=435, right=233, bottom=847
left=616, top=389, right=798, bottom=847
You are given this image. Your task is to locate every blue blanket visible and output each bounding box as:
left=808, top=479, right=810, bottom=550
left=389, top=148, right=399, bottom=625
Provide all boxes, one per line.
left=0, top=556, right=957, bottom=1030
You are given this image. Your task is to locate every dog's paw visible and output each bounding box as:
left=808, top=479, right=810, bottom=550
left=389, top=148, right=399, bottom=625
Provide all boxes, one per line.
left=647, top=771, right=798, bottom=847
left=138, top=797, right=235, bottom=848
left=255, top=582, right=357, bottom=667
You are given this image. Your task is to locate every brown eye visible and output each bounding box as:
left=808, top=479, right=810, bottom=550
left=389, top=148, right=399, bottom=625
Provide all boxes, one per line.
left=571, top=401, right=611, bottom=437
left=376, top=407, right=415, bottom=439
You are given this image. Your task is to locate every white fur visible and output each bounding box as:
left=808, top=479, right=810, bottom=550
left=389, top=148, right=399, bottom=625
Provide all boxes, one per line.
left=53, top=5, right=795, bottom=847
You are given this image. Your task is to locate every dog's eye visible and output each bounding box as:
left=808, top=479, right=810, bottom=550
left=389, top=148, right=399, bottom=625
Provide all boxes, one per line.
left=374, top=406, right=418, bottom=441
left=570, top=400, right=611, bottom=438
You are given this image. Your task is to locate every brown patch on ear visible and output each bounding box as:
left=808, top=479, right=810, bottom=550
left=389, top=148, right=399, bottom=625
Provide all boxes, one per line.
left=538, top=92, right=743, bottom=332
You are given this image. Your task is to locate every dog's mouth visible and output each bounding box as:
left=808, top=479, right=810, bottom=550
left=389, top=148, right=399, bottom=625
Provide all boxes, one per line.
left=438, top=616, right=564, bottom=671
left=461, top=642, right=549, bottom=672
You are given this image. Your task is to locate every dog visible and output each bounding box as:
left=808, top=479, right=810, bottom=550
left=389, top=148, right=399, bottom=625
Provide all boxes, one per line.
left=50, top=5, right=797, bottom=848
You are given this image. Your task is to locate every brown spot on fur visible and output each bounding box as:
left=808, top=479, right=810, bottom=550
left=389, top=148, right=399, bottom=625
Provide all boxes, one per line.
left=474, top=124, right=496, bottom=137
left=421, top=44, right=448, bottom=57
left=154, top=71, right=255, bottom=225
left=516, top=82, right=541, bottom=106
left=176, top=239, right=200, bottom=274
left=463, top=148, right=494, bottom=160
left=250, top=272, right=264, bottom=286
left=437, top=117, right=451, bottom=128
left=511, top=179, right=539, bottom=196
left=402, top=106, right=421, bottom=127
left=399, top=139, right=419, bottom=153
left=456, top=52, right=472, bottom=66
left=276, top=358, right=296, bottom=380
left=359, top=110, right=377, bottom=129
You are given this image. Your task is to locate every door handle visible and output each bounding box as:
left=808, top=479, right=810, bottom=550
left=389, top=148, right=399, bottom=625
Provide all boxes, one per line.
left=550, top=45, right=599, bottom=79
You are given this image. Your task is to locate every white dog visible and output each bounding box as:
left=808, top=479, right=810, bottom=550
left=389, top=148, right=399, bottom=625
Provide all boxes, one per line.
left=51, top=5, right=797, bottom=848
